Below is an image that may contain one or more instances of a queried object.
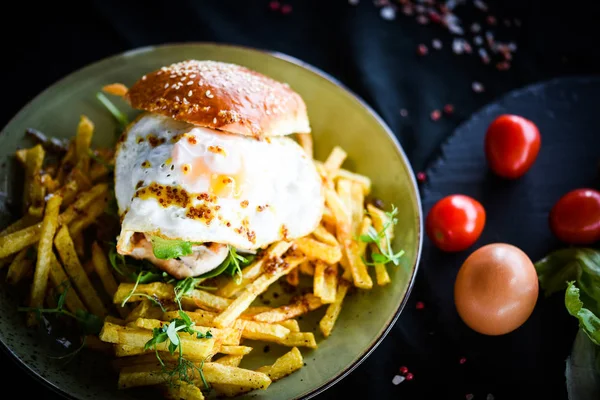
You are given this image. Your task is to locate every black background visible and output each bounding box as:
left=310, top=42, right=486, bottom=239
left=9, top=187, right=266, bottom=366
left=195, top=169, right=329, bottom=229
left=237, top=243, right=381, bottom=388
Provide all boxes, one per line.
left=2, top=0, right=600, bottom=399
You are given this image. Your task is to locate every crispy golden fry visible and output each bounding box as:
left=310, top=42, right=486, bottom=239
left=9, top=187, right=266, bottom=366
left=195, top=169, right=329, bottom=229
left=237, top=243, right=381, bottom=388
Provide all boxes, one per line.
left=55, top=225, right=107, bottom=317
left=0, top=184, right=107, bottom=259
left=128, top=317, right=236, bottom=345
left=323, top=146, right=347, bottom=176
left=357, top=217, right=372, bottom=255
left=367, top=205, right=393, bottom=285
left=100, top=322, right=215, bottom=360
left=321, top=206, right=336, bottom=226
left=163, top=381, right=205, bottom=400
left=69, top=196, right=107, bottom=237
left=28, top=176, right=46, bottom=218
left=242, top=320, right=290, bottom=341
left=163, top=310, right=214, bottom=326
left=23, top=145, right=45, bottom=215
left=279, top=319, right=300, bottom=332
left=91, top=242, right=129, bottom=317
left=314, top=162, right=334, bottom=191
left=114, top=282, right=231, bottom=311
left=286, top=267, right=299, bottom=287
left=217, top=241, right=293, bottom=298
left=6, top=248, right=33, bottom=285
left=68, top=168, right=92, bottom=191
left=48, top=252, right=87, bottom=313
left=75, top=116, right=94, bottom=175
left=294, top=237, right=341, bottom=264
left=118, top=363, right=271, bottom=390
left=0, top=214, right=39, bottom=237
left=336, top=168, right=371, bottom=195
left=350, top=182, right=365, bottom=235
left=90, top=162, right=110, bottom=182
left=313, top=261, right=338, bottom=304
left=40, top=173, right=60, bottom=193
left=312, top=224, right=338, bottom=247
left=102, top=83, right=129, bottom=97
left=344, top=240, right=373, bottom=289
left=114, top=344, right=150, bottom=357
left=56, top=144, right=75, bottom=184
left=299, top=260, right=314, bottom=276
left=320, top=280, right=350, bottom=338
left=256, top=347, right=303, bottom=381
left=277, top=332, right=317, bottom=349
left=371, top=246, right=391, bottom=286
left=105, top=316, right=126, bottom=326
left=54, top=180, right=79, bottom=208
left=336, top=179, right=353, bottom=219
left=324, top=188, right=352, bottom=243
left=253, top=294, right=323, bottom=323
left=127, top=300, right=168, bottom=322
left=212, top=255, right=305, bottom=328
left=215, top=354, right=244, bottom=367
left=28, top=195, right=62, bottom=326
left=296, top=133, right=313, bottom=158
left=243, top=306, right=273, bottom=316
left=218, top=346, right=253, bottom=356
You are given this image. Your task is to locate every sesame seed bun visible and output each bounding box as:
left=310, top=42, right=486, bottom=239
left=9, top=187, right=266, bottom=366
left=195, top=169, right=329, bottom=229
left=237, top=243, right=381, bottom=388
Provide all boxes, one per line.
left=125, top=60, right=311, bottom=138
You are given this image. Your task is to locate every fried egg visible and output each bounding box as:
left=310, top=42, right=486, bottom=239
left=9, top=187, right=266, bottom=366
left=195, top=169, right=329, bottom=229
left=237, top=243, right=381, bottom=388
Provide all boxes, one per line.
left=114, top=113, right=324, bottom=266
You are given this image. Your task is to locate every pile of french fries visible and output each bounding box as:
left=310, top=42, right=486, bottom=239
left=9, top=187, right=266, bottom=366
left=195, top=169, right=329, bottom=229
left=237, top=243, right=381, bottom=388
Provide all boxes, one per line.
left=0, top=115, right=397, bottom=400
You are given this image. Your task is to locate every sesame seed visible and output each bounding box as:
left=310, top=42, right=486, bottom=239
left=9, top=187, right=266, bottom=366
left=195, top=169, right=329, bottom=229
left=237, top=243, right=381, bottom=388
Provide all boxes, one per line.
left=175, top=95, right=180, bottom=102
left=213, top=118, right=217, bottom=124
left=170, top=75, right=176, bottom=78
left=206, top=90, right=214, bottom=98
left=189, top=74, right=196, bottom=78
left=187, top=80, right=194, bottom=85
left=187, top=90, right=193, bottom=97
left=164, top=83, right=169, bottom=89
left=142, top=75, right=147, bottom=80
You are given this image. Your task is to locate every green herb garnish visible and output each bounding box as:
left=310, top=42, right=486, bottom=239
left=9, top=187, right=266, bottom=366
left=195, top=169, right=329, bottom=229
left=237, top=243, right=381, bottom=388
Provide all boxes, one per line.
left=150, top=236, right=199, bottom=260
left=96, top=92, right=129, bottom=129
left=88, top=149, right=114, bottom=171
left=359, top=205, right=405, bottom=266
left=198, top=247, right=253, bottom=285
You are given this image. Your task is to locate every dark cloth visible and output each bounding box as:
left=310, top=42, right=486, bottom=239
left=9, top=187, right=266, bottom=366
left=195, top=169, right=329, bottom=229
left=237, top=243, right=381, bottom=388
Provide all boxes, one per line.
left=2, top=1, right=600, bottom=399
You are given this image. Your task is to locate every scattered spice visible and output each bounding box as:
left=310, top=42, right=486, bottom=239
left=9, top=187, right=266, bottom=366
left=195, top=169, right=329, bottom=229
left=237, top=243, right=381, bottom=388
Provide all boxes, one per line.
left=405, top=372, right=414, bottom=381
left=417, top=44, right=428, bottom=56
left=459, top=356, right=467, bottom=364
left=415, top=300, right=425, bottom=309
left=443, top=104, right=454, bottom=115
left=416, top=172, right=427, bottom=183
left=281, top=4, right=292, bottom=14
left=430, top=109, right=441, bottom=121
left=399, top=366, right=408, bottom=374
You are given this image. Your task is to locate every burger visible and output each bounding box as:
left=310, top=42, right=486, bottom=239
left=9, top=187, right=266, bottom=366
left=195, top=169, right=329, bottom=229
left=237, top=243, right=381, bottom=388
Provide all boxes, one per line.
left=114, top=60, right=324, bottom=279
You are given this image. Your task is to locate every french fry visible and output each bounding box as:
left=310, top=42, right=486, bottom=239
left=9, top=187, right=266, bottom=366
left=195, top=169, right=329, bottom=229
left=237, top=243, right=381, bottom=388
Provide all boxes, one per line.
left=211, top=355, right=247, bottom=397
left=336, top=179, right=353, bottom=219
left=15, top=148, right=27, bottom=165
left=294, top=237, right=341, bottom=264
left=350, top=182, right=365, bottom=235
left=321, top=206, right=336, bottom=226
left=114, top=282, right=231, bottom=311
left=0, top=184, right=107, bottom=259
left=75, top=116, right=94, bottom=176
left=241, top=320, right=290, bottom=341
left=218, top=346, right=253, bottom=356
left=324, top=188, right=352, bottom=244
left=163, top=310, right=214, bottom=326
left=40, top=173, right=60, bottom=193
left=253, top=294, right=323, bottom=323
left=67, top=168, right=92, bottom=192
left=212, top=255, right=305, bottom=328
left=127, top=300, right=168, bottom=322
left=312, top=224, right=338, bottom=247
left=323, top=146, right=347, bottom=176
left=114, top=344, right=151, bottom=357
left=102, top=83, right=128, bottom=97
left=118, top=363, right=271, bottom=390
left=296, top=133, right=313, bottom=158
left=299, top=260, right=314, bottom=276
left=91, top=242, right=129, bottom=317
left=217, top=241, right=293, bottom=298
left=85, top=334, right=113, bottom=353
left=54, top=180, right=79, bottom=208
left=344, top=240, right=373, bottom=289
left=256, top=347, right=303, bottom=381
left=276, top=332, right=317, bottom=349
left=69, top=196, right=107, bottom=237
left=48, top=252, right=87, bottom=313
left=28, top=175, right=46, bottom=218
left=56, top=143, right=75, bottom=185
left=90, top=162, right=110, bottom=182
left=279, top=319, right=300, bottom=332
left=163, top=381, right=205, bottom=400
left=28, top=195, right=62, bottom=326
left=100, top=322, right=215, bottom=360
left=313, top=261, right=338, bottom=304
left=320, top=280, right=350, bottom=338
left=215, top=354, right=244, bottom=367
left=23, top=145, right=45, bottom=214
left=55, top=225, right=107, bottom=317
left=0, top=214, right=39, bottom=237
left=73, top=231, right=85, bottom=258
left=336, top=168, right=371, bottom=195
left=105, top=316, right=126, bottom=326
left=6, top=248, right=33, bottom=285
left=286, top=267, right=299, bottom=286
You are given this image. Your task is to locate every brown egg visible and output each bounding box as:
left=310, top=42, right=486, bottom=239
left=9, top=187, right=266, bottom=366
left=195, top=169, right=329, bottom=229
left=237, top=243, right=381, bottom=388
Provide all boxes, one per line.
left=454, top=243, right=539, bottom=335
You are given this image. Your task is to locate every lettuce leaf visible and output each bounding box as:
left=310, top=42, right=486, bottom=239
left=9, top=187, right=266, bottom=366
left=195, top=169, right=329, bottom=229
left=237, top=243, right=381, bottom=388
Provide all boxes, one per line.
left=565, top=281, right=600, bottom=346
left=150, top=236, right=198, bottom=260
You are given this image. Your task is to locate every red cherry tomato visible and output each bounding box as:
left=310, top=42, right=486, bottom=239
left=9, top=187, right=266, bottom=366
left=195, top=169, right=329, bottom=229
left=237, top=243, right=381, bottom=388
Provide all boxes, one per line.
left=426, top=195, right=486, bottom=252
left=484, top=114, right=541, bottom=179
left=549, top=188, right=600, bottom=244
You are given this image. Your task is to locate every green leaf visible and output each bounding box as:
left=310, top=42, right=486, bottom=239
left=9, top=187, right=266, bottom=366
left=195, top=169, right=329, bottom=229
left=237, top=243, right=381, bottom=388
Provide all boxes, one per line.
left=178, top=310, right=193, bottom=327
left=56, top=288, right=68, bottom=311
left=205, top=331, right=213, bottom=339
left=565, top=282, right=600, bottom=346
left=96, top=92, right=129, bottom=129
left=359, top=234, right=376, bottom=243
left=74, top=310, right=104, bottom=335
left=150, top=236, right=196, bottom=260
left=371, top=253, right=388, bottom=264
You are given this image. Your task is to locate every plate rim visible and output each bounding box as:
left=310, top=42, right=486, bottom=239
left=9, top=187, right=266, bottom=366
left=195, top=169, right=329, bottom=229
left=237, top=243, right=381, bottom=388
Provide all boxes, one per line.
left=0, top=42, right=423, bottom=400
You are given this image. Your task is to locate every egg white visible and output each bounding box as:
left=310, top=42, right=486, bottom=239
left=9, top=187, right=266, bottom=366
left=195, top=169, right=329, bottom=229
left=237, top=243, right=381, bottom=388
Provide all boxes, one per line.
left=115, top=113, right=324, bottom=252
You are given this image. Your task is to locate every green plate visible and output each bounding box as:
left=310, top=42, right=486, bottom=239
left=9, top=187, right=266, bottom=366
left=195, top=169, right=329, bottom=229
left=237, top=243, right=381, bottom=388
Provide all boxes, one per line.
left=0, top=44, right=422, bottom=399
